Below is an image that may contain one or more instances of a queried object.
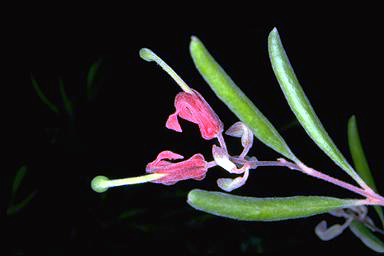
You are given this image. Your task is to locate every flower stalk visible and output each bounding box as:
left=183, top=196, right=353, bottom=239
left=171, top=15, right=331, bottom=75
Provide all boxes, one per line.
left=228, top=156, right=384, bottom=206
left=91, top=174, right=167, bottom=193
left=139, top=48, right=194, bottom=94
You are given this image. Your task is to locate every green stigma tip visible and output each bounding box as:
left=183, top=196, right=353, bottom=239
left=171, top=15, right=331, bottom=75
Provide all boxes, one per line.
left=91, top=175, right=110, bottom=193
left=138, top=47, right=193, bottom=93
left=139, top=48, right=154, bottom=62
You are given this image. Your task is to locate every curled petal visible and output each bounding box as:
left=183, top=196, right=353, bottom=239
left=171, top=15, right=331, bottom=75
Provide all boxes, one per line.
left=217, top=169, right=249, bottom=192
left=167, top=90, right=223, bottom=140
left=166, top=113, right=182, bottom=132
left=349, top=206, right=368, bottom=218
left=225, top=122, right=245, bottom=137
left=226, top=122, right=254, bottom=159
left=226, top=122, right=253, bottom=149
left=146, top=150, right=184, bottom=170
left=329, top=208, right=350, bottom=218
left=212, top=145, right=237, bottom=172
left=155, top=150, right=184, bottom=161
left=315, top=218, right=353, bottom=241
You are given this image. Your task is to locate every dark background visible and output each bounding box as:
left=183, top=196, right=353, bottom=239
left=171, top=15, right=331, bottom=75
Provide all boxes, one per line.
left=6, top=11, right=384, bottom=255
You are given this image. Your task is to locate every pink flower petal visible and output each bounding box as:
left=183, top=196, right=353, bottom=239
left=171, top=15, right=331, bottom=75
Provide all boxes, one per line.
left=146, top=151, right=208, bottom=185
left=166, top=112, right=182, bottom=132
left=167, top=90, right=223, bottom=140
left=146, top=151, right=184, bottom=171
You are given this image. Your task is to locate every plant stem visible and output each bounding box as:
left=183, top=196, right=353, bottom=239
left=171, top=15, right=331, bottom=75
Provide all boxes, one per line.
left=230, top=156, right=384, bottom=206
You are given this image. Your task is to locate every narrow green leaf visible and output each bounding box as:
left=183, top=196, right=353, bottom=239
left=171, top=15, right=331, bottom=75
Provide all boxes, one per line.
left=268, top=28, right=364, bottom=186
left=58, top=78, right=74, bottom=117
left=12, top=165, right=27, bottom=195
left=348, top=115, right=384, bottom=227
left=7, top=190, right=37, bottom=216
left=349, top=220, right=384, bottom=253
left=86, top=59, right=102, bottom=98
left=187, top=189, right=361, bottom=221
left=31, top=74, right=60, bottom=114
left=189, top=36, right=298, bottom=162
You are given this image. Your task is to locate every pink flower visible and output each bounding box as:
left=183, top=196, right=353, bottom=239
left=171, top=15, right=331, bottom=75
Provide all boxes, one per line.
left=146, top=150, right=208, bottom=185
left=166, top=89, right=223, bottom=140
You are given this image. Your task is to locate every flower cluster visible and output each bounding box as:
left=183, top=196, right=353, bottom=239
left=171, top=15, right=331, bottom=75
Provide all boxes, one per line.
left=144, top=86, right=255, bottom=191
left=91, top=48, right=255, bottom=193
left=315, top=206, right=375, bottom=241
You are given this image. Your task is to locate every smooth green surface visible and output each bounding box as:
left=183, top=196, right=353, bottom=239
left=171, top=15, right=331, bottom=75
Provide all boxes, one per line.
left=91, top=175, right=110, bottom=193
left=348, top=115, right=384, bottom=227
left=268, top=28, right=362, bottom=183
left=349, top=220, right=384, bottom=253
left=189, top=36, right=298, bottom=162
left=187, top=189, right=360, bottom=221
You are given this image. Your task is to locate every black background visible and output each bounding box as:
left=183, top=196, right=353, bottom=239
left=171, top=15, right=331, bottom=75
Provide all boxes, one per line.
left=6, top=8, right=384, bottom=255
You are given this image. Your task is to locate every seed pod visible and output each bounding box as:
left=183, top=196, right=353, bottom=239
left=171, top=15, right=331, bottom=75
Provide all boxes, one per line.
left=187, top=189, right=362, bottom=221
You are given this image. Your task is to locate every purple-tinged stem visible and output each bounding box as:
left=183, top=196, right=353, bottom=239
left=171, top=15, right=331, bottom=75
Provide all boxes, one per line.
left=217, top=133, right=228, bottom=153
left=207, top=160, right=217, bottom=169
left=230, top=156, right=384, bottom=206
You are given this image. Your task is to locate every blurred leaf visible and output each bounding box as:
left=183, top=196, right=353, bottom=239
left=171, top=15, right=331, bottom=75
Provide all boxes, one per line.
left=348, top=115, right=384, bottom=227
left=349, top=220, right=384, bottom=253
left=31, top=74, right=60, bottom=114
left=118, top=208, right=146, bottom=220
left=189, top=36, right=298, bottom=162
left=279, top=119, right=300, bottom=132
left=187, top=189, right=361, bottom=221
left=58, top=78, right=74, bottom=117
left=12, top=165, right=27, bottom=195
left=240, top=236, right=263, bottom=254
left=7, top=190, right=37, bottom=216
left=268, top=28, right=365, bottom=186
left=86, top=59, right=102, bottom=99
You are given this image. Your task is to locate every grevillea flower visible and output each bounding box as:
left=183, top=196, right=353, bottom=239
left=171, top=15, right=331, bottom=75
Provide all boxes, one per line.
left=146, top=150, right=208, bottom=185
left=90, top=48, right=251, bottom=193
left=166, top=89, right=224, bottom=140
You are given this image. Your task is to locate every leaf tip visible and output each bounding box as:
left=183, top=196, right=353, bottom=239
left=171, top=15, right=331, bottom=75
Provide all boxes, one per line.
left=269, top=27, right=279, bottom=37
left=187, top=188, right=200, bottom=203
left=189, top=35, right=202, bottom=52
left=190, top=35, right=199, bottom=42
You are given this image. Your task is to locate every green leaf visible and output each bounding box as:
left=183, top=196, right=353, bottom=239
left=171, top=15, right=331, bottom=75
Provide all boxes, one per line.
left=12, top=165, right=27, bottom=195
left=7, top=190, right=37, bottom=216
left=31, top=74, right=60, bottom=114
left=348, top=115, right=384, bottom=227
left=268, top=28, right=365, bottom=186
left=86, top=59, right=102, bottom=99
left=58, top=78, right=74, bottom=117
left=189, top=36, right=298, bottom=162
left=187, top=189, right=361, bottom=221
left=349, top=220, right=384, bottom=253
